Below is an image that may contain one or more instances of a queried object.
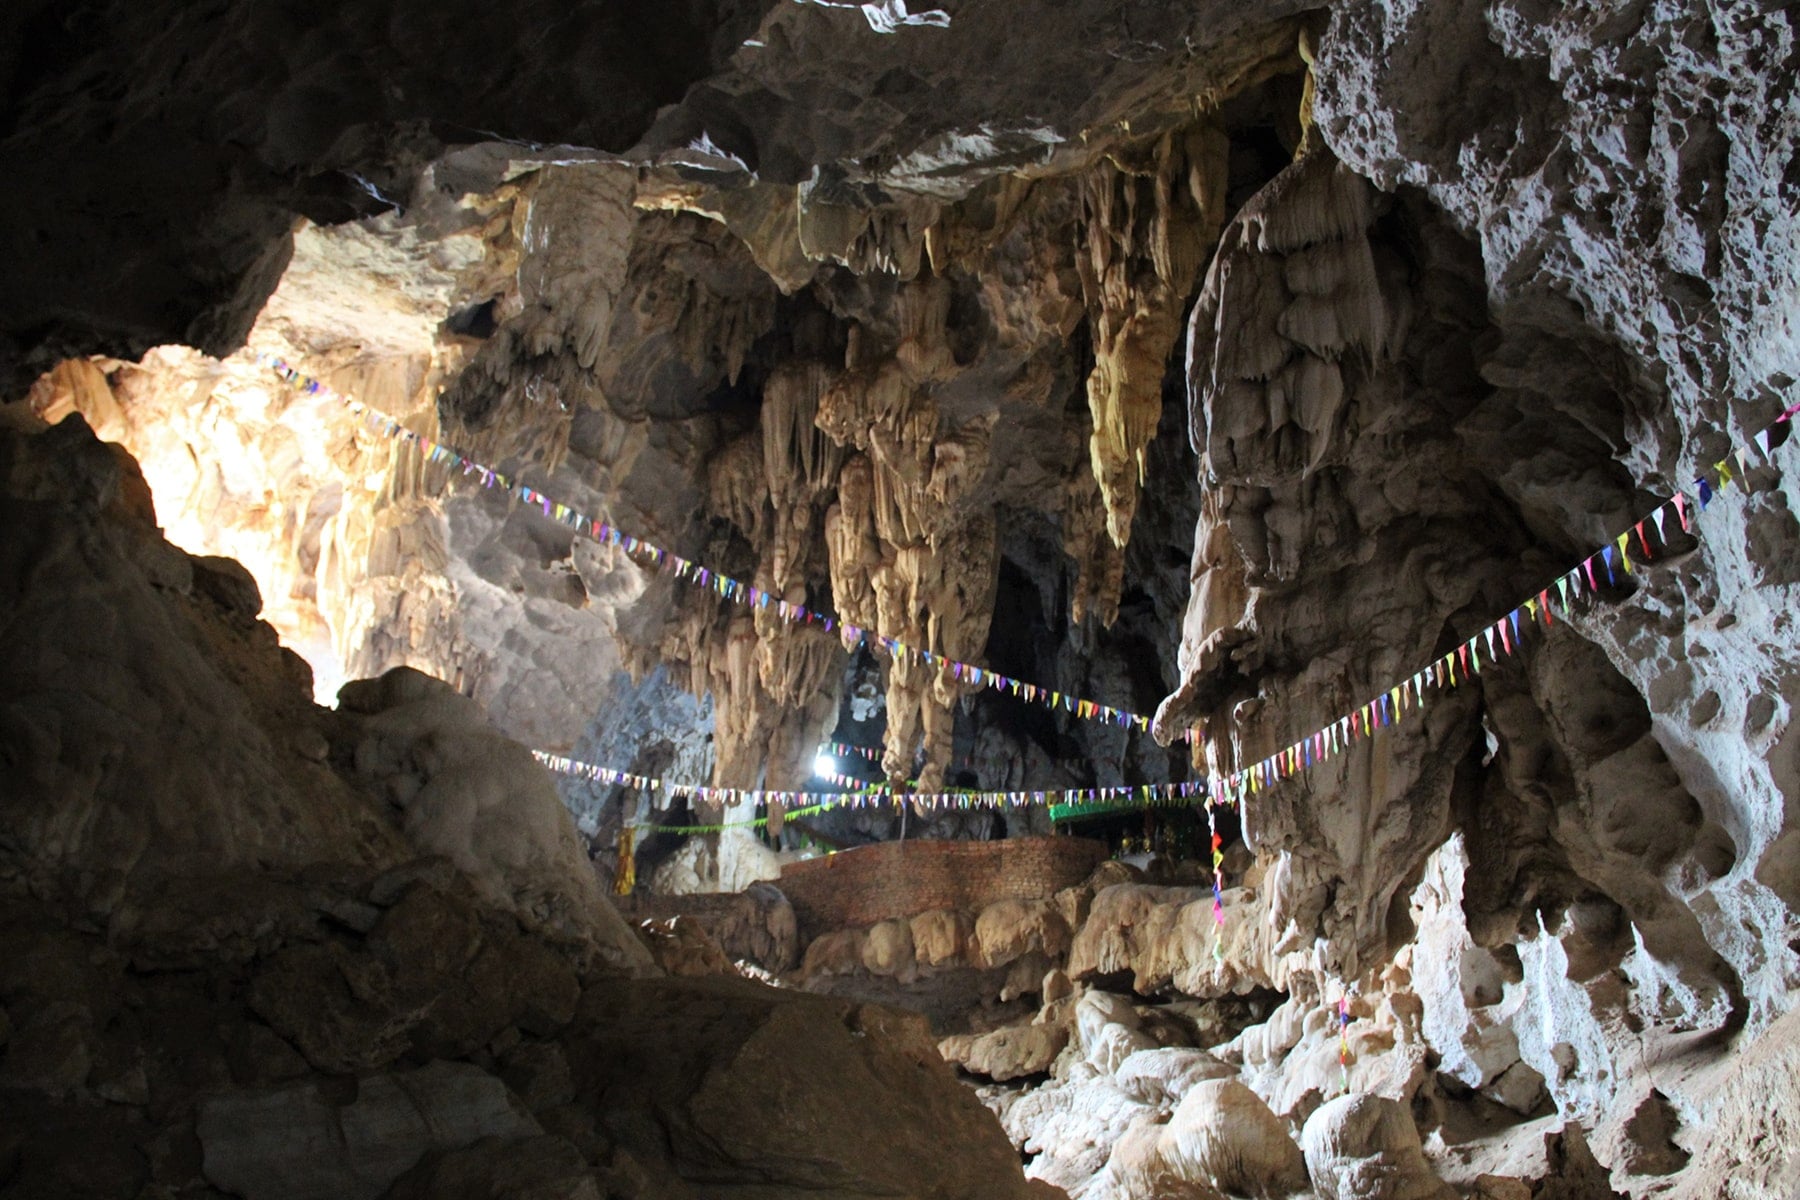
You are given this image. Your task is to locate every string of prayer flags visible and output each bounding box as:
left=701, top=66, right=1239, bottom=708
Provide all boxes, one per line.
left=263, top=355, right=1797, bottom=868
left=260, top=354, right=1177, bottom=744
left=1197, top=397, right=1795, bottom=809
left=820, top=741, right=884, bottom=766
left=533, top=749, right=1207, bottom=815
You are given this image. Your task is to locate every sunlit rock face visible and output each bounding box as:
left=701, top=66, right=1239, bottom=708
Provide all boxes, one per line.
left=25, top=209, right=644, bottom=751
left=4, top=0, right=1800, bottom=1196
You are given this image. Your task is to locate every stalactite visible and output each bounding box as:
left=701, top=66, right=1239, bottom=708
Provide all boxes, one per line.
left=1149, top=485, right=1251, bottom=740
left=1062, top=466, right=1127, bottom=628
left=1077, top=124, right=1230, bottom=551
left=812, top=276, right=1006, bottom=790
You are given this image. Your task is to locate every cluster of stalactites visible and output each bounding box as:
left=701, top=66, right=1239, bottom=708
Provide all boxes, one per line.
left=1077, top=124, right=1231, bottom=551
left=682, top=360, right=854, bottom=829
left=817, top=276, right=1001, bottom=790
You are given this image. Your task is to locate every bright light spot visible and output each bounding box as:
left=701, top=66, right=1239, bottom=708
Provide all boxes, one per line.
left=812, top=754, right=838, bottom=778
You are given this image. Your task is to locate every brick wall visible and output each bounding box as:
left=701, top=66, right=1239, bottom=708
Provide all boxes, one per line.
left=777, top=836, right=1109, bottom=941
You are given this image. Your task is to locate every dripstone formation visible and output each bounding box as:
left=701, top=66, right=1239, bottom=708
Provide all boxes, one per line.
left=3, top=1, right=1798, bottom=1198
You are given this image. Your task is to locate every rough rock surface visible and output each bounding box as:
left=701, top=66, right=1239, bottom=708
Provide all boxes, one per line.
left=0, top=410, right=403, bottom=920
left=197, top=1060, right=542, bottom=1200
left=1112, top=1078, right=1309, bottom=1200
left=0, top=417, right=1050, bottom=1200
left=337, top=666, right=649, bottom=966
left=565, top=974, right=1044, bottom=1199
left=619, top=882, right=801, bottom=972
left=1302, top=1094, right=1452, bottom=1200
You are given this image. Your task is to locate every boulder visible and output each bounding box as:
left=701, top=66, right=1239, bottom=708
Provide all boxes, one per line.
left=338, top=668, right=651, bottom=974
left=381, top=1134, right=599, bottom=1200
left=731, top=882, right=801, bottom=971
left=862, top=917, right=917, bottom=977
left=247, top=881, right=583, bottom=1072
left=1301, top=1093, right=1453, bottom=1200
left=1088, top=1021, right=1161, bottom=1076
left=1114, top=1047, right=1236, bottom=1109
left=941, top=1021, right=1070, bottom=1081
left=912, top=908, right=974, bottom=966
left=1158, top=1079, right=1309, bottom=1199
left=975, top=899, right=1072, bottom=968
left=198, top=1061, right=541, bottom=1200
left=565, top=974, right=1043, bottom=1199
left=800, top=927, right=868, bottom=979
left=1004, top=1073, right=1156, bottom=1194
left=1107, top=1115, right=1227, bottom=1200
left=615, top=884, right=800, bottom=972
left=636, top=915, right=734, bottom=977
left=1076, top=991, right=1158, bottom=1074
left=1100, top=1077, right=1309, bottom=1200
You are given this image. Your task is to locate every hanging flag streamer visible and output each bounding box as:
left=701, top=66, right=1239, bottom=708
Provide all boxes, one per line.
left=814, top=766, right=909, bottom=793
left=1207, top=796, right=1226, bottom=961
left=259, top=356, right=1186, bottom=745
left=1194, top=401, right=1797, bottom=811
left=1338, top=994, right=1352, bottom=1093
left=533, top=748, right=1207, bottom=816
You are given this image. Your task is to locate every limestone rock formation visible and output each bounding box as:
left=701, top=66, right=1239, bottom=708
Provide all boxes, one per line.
left=197, top=1061, right=542, bottom=1200
left=7, top=0, right=1800, bottom=1196
left=618, top=881, right=801, bottom=972
left=940, top=1022, right=1070, bottom=1083
left=0, top=415, right=1051, bottom=1200
left=337, top=666, right=648, bottom=965
left=1302, top=1094, right=1452, bottom=1200
left=1111, top=1078, right=1309, bottom=1200
left=566, top=975, right=1046, bottom=1200
left=0, top=411, right=404, bottom=922
left=634, top=914, right=737, bottom=977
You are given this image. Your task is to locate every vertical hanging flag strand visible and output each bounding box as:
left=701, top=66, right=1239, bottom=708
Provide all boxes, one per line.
left=1338, top=994, right=1352, bottom=1093
left=1207, top=796, right=1226, bottom=960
